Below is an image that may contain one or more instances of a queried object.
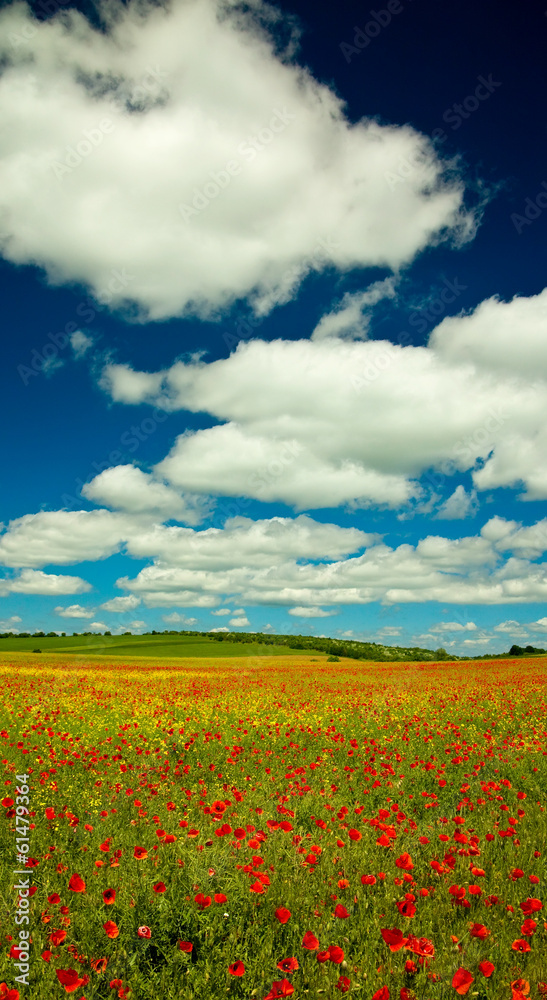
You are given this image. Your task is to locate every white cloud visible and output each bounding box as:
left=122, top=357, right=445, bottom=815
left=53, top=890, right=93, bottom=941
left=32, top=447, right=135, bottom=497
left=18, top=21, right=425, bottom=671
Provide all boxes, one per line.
left=162, top=612, right=198, bottom=625
left=89, top=621, right=109, bottom=630
left=209, top=626, right=230, bottom=633
left=82, top=466, right=210, bottom=524
left=376, top=625, right=403, bottom=636
left=115, top=521, right=547, bottom=608
left=0, top=509, right=145, bottom=567
left=229, top=616, right=250, bottom=626
left=99, top=290, right=547, bottom=508
left=430, top=621, right=477, bottom=632
left=493, top=620, right=529, bottom=637
left=211, top=608, right=232, bottom=616
left=288, top=606, right=336, bottom=617
left=310, top=278, right=396, bottom=342
left=0, top=615, right=22, bottom=632
left=100, top=594, right=141, bottom=612
left=436, top=486, right=478, bottom=520
left=462, top=637, right=492, bottom=645
left=0, top=569, right=91, bottom=596
left=129, top=620, right=146, bottom=629
left=531, top=616, right=547, bottom=632
left=70, top=330, right=93, bottom=358
left=0, top=1, right=473, bottom=322
left=55, top=604, right=95, bottom=618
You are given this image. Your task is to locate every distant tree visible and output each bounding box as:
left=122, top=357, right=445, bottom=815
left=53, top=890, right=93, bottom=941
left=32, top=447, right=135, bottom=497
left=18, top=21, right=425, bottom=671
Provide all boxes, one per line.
left=104, top=631, right=112, bottom=636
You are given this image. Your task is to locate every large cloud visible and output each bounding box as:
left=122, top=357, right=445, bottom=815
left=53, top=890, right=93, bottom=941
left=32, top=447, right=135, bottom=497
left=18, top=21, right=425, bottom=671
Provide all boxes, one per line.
left=99, top=289, right=547, bottom=507
left=0, top=0, right=473, bottom=320
left=0, top=509, right=146, bottom=567
left=0, top=569, right=91, bottom=596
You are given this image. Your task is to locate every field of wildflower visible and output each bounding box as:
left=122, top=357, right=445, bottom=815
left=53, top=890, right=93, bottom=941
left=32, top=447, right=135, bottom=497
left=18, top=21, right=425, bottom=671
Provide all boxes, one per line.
left=0, top=651, right=546, bottom=1000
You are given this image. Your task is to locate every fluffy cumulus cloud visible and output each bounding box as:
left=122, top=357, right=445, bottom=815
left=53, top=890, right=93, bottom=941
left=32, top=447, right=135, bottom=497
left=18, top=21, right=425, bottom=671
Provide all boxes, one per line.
left=113, top=517, right=547, bottom=609
left=99, top=594, right=141, bottom=612
left=0, top=509, right=145, bottom=567
left=0, top=569, right=90, bottom=596
left=99, top=289, right=547, bottom=509
left=288, top=606, right=336, bottom=617
left=0, top=0, right=474, bottom=321
left=430, top=621, right=477, bottom=633
left=81, top=466, right=210, bottom=523
left=436, top=486, right=478, bottom=520
left=162, top=612, right=198, bottom=625
left=55, top=604, right=95, bottom=618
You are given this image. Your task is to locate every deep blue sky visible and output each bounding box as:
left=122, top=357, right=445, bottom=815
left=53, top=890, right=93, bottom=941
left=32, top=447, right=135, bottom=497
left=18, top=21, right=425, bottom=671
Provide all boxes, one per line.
left=0, top=0, right=546, bottom=651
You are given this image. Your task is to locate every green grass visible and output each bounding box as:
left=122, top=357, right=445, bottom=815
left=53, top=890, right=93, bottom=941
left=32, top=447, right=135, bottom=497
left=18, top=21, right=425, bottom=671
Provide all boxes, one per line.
left=0, top=633, right=313, bottom=658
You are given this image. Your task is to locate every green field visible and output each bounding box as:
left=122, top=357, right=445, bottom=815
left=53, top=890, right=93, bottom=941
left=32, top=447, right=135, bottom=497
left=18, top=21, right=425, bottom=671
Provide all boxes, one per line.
left=0, top=633, right=315, bottom=658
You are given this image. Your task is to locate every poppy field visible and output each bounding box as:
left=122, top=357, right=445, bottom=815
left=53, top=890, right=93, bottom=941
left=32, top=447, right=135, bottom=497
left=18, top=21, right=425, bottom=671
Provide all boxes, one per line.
left=0, top=652, right=546, bottom=1000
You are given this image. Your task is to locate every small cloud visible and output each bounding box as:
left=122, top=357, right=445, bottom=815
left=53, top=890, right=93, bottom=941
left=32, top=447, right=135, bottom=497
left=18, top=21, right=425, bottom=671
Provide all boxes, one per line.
left=162, top=612, right=198, bottom=625
left=70, top=330, right=93, bottom=358
left=436, top=485, right=478, bottom=520
left=90, top=621, right=109, bottom=630
left=129, top=620, right=146, bottom=629
left=431, top=621, right=477, bottom=633
left=377, top=625, right=403, bottom=637
left=229, top=616, right=250, bottom=627
left=288, top=606, right=336, bottom=618
left=55, top=604, right=95, bottom=618
left=463, top=637, right=492, bottom=644
left=493, top=620, right=528, bottom=635
left=100, top=595, right=141, bottom=612
left=530, top=616, right=547, bottom=632
left=211, top=608, right=232, bottom=616
left=209, top=626, right=230, bottom=633
left=232, top=608, right=245, bottom=615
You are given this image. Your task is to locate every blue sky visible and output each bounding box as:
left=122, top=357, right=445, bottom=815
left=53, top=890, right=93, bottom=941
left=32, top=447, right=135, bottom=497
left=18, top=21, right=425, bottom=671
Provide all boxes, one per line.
left=1, top=0, right=546, bottom=653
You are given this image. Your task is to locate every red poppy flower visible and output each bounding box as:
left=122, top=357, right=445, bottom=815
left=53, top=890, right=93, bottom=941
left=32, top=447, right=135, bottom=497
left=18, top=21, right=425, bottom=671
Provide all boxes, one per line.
left=137, top=926, right=151, bottom=939
left=153, top=882, right=166, bottom=894
left=336, top=975, right=351, bottom=993
left=381, top=928, right=407, bottom=952
left=371, top=988, right=390, bottom=1000
left=47, top=893, right=61, bottom=905
left=520, top=897, right=542, bottom=915
left=103, top=888, right=116, bottom=905
left=277, top=957, right=299, bottom=973
left=133, top=846, right=148, bottom=860
left=48, top=929, right=66, bottom=946
left=68, top=873, right=85, bottom=893
left=275, top=907, right=291, bottom=924
left=511, top=939, right=531, bottom=952
left=317, top=950, right=330, bottom=963
left=452, top=969, right=474, bottom=995
left=395, top=853, right=414, bottom=871
left=195, top=893, right=212, bottom=909
left=178, top=941, right=193, bottom=953
left=348, top=828, right=361, bottom=841
left=521, top=918, right=537, bottom=936
left=228, top=961, right=245, bottom=976
left=334, top=904, right=349, bottom=919
left=214, top=893, right=227, bottom=904
left=478, top=961, right=495, bottom=977
left=250, top=880, right=265, bottom=894
left=55, top=968, right=87, bottom=993
left=469, top=923, right=490, bottom=939
left=302, top=931, right=320, bottom=951
left=264, top=981, right=294, bottom=999
left=396, top=900, right=416, bottom=918
left=328, top=945, right=345, bottom=964
left=103, top=921, right=119, bottom=939
left=361, top=874, right=376, bottom=885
